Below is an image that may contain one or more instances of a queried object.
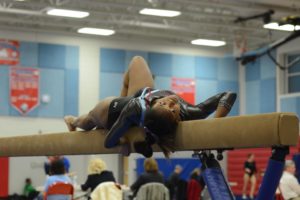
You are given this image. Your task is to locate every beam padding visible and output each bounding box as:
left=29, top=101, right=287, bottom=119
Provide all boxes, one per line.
left=0, top=113, right=298, bottom=157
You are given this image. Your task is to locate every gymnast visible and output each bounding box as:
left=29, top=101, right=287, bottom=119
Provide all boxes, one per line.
left=64, top=56, right=237, bottom=158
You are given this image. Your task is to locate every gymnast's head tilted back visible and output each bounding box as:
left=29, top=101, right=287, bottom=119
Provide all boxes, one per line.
left=143, top=104, right=179, bottom=157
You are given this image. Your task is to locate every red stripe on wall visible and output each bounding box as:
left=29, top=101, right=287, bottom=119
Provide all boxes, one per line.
left=0, top=157, right=9, bottom=197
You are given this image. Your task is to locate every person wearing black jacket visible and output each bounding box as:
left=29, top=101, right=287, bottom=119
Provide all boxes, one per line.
left=167, top=165, right=183, bottom=200
left=81, top=158, right=116, bottom=192
left=131, top=158, right=164, bottom=197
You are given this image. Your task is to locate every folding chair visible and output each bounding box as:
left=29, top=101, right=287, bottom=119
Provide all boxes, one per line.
left=44, top=182, right=74, bottom=200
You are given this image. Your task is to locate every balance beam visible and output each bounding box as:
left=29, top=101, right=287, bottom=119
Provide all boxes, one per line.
left=0, top=113, right=298, bottom=157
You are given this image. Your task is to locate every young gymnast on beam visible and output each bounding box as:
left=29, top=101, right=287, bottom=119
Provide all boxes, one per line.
left=64, top=56, right=237, bottom=158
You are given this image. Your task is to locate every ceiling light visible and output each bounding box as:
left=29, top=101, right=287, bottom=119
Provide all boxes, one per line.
left=47, top=8, right=89, bottom=18
left=139, top=8, right=181, bottom=17
left=263, top=22, right=300, bottom=31
left=191, top=39, right=226, bottom=47
left=77, top=28, right=115, bottom=36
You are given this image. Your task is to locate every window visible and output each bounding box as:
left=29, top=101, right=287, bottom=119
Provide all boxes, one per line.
left=285, top=54, right=300, bottom=93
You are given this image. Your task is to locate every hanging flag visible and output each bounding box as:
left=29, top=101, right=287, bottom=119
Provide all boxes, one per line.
left=172, top=77, right=195, bottom=104
left=10, top=67, right=40, bottom=115
left=0, top=39, right=19, bottom=65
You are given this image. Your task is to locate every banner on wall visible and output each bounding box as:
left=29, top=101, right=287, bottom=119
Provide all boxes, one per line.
left=10, top=67, right=40, bottom=115
left=171, top=77, right=195, bottom=104
left=0, top=39, right=20, bottom=65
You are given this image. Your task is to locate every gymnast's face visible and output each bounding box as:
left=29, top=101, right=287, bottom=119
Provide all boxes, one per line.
left=152, top=95, right=180, bottom=121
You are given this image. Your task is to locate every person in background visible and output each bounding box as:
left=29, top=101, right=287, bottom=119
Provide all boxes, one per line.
left=44, top=156, right=70, bottom=175
left=131, top=157, right=164, bottom=197
left=280, top=160, right=300, bottom=200
left=242, top=153, right=257, bottom=199
left=167, top=165, right=183, bottom=200
left=81, top=158, right=116, bottom=192
left=23, top=178, right=39, bottom=200
left=187, top=168, right=204, bottom=200
left=44, top=159, right=72, bottom=193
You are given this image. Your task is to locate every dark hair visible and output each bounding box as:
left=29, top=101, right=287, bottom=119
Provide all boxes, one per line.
left=50, top=159, right=65, bottom=175
left=144, top=106, right=178, bottom=157
left=25, top=178, right=31, bottom=184
left=247, top=153, right=254, bottom=158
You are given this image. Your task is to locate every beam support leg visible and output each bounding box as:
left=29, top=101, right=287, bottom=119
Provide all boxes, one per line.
left=195, top=151, right=235, bottom=200
left=256, top=146, right=289, bottom=200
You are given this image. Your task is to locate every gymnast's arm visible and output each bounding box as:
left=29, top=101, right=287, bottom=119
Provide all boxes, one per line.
left=104, top=98, right=142, bottom=148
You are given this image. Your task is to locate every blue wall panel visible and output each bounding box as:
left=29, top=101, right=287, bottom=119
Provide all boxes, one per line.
left=20, top=42, right=38, bottom=67
left=100, top=48, right=240, bottom=116
left=148, top=52, right=172, bottom=77
left=246, top=81, right=260, bottom=114
left=100, top=72, right=123, bottom=99
left=296, top=97, right=300, bottom=118
left=260, top=78, right=276, bottom=113
left=217, top=57, right=238, bottom=81
left=217, top=81, right=239, bottom=93
left=65, top=46, right=79, bottom=69
left=38, top=69, right=64, bottom=117
left=100, top=48, right=126, bottom=73
left=297, top=98, right=300, bottom=117
left=260, top=54, right=276, bottom=79
left=38, top=43, right=66, bottom=69
left=154, top=76, right=171, bottom=90
left=64, top=69, right=78, bottom=115
left=195, top=57, right=218, bottom=79
left=196, top=79, right=218, bottom=103
left=1, top=42, right=79, bottom=118
left=172, top=55, right=195, bottom=78
left=0, top=67, right=10, bottom=115
left=246, top=60, right=261, bottom=81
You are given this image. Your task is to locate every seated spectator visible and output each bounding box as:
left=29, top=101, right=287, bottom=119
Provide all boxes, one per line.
left=44, top=156, right=70, bottom=175
left=23, top=178, right=39, bottom=200
left=44, top=159, right=72, bottom=193
left=280, top=160, right=300, bottom=200
left=131, top=158, right=164, bottom=197
left=81, top=158, right=116, bottom=192
left=167, top=165, right=183, bottom=200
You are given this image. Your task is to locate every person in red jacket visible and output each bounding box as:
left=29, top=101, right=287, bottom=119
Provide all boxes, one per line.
left=187, top=168, right=204, bottom=200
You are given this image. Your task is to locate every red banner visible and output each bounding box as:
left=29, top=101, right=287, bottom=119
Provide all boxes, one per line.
left=172, top=77, right=195, bottom=104
left=10, top=67, right=40, bottom=115
left=0, top=39, right=19, bottom=65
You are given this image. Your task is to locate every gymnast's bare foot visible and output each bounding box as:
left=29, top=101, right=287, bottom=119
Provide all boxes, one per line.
left=64, top=115, right=76, bottom=131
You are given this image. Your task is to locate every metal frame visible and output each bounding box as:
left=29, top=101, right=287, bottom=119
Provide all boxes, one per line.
left=195, top=146, right=289, bottom=200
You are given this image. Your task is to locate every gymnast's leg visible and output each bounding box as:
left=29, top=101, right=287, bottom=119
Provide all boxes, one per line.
left=249, top=175, right=257, bottom=199
left=120, top=56, right=154, bottom=97
left=196, top=92, right=237, bottom=118
left=118, top=56, right=155, bottom=155
left=242, top=174, right=250, bottom=198
left=64, top=96, right=115, bottom=131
